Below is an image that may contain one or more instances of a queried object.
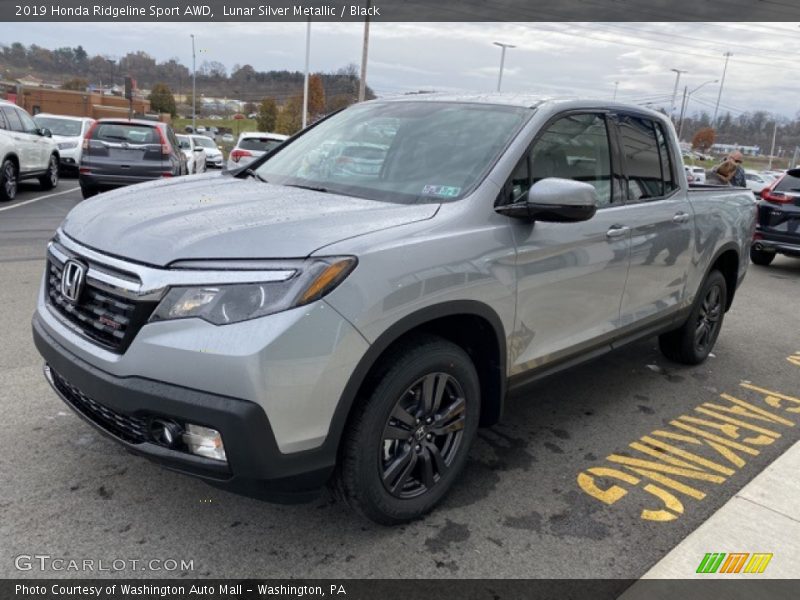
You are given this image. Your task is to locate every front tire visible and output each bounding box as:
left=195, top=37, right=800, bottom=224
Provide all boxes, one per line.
left=39, top=154, right=59, bottom=190
left=750, top=246, right=775, bottom=266
left=0, top=159, right=17, bottom=202
left=659, top=270, right=727, bottom=365
left=335, top=335, right=480, bottom=525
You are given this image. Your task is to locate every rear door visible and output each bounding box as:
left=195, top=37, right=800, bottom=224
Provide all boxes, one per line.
left=509, top=112, right=632, bottom=370
left=85, top=122, right=165, bottom=179
left=612, top=114, right=693, bottom=328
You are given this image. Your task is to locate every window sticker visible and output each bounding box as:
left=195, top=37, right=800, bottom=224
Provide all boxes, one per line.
left=421, top=184, right=461, bottom=198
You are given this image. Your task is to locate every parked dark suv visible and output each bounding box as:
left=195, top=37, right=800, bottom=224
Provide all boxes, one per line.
left=751, top=168, right=800, bottom=266
left=79, top=119, right=187, bottom=198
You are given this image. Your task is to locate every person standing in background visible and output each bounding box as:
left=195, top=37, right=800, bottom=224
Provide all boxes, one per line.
left=728, top=150, right=746, bottom=187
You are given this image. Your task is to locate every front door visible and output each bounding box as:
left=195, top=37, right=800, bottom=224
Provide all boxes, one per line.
left=506, top=112, right=631, bottom=375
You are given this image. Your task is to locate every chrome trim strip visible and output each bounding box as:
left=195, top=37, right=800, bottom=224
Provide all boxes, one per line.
left=50, top=232, right=297, bottom=302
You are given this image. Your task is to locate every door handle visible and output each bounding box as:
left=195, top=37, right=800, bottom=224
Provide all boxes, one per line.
left=606, top=225, right=630, bottom=239
left=672, top=212, right=690, bottom=224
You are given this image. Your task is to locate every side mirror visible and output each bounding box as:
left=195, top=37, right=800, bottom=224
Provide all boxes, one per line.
left=38, top=128, right=52, bottom=137
left=497, top=178, right=598, bottom=222
left=786, top=168, right=800, bottom=178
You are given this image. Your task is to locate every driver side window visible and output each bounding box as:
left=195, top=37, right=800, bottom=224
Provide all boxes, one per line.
left=531, top=113, right=614, bottom=207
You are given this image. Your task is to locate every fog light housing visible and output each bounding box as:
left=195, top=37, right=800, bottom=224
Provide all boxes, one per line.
left=182, top=424, right=227, bottom=462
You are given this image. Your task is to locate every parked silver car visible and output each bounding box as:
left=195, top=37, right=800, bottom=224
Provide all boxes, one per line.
left=33, top=96, right=755, bottom=524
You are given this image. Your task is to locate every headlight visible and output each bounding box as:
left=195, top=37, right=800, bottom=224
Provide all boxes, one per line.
left=58, top=142, right=78, bottom=150
left=149, top=257, right=356, bottom=325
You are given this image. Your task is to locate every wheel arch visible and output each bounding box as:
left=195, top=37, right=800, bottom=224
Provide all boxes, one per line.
left=326, top=301, right=508, bottom=460
left=705, top=243, right=740, bottom=310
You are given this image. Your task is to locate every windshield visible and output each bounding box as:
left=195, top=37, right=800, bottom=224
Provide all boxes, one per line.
left=255, top=101, right=532, bottom=203
left=193, top=136, right=217, bottom=149
left=33, top=116, right=83, bottom=137
left=176, top=135, right=191, bottom=149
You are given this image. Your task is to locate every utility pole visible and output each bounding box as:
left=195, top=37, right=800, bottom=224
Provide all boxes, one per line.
left=302, top=19, right=311, bottom=129
left=768, top=121, right=778, bottom=170
left=713, top=51, right=732, bottom=126
left=358, top=0, right=371, bottom=102
left=677, top=85, right=689, bottom=140
left=670, top=68, right=687, bottom=121
left=493, top=42, right=515, bottom=92
left=612, top=81, right=619, bottom=101
left=191, top=34, right=196, bottom=132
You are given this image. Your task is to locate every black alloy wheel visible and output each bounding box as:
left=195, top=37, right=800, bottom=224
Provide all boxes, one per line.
left=380, top=372, right=466, bottom=499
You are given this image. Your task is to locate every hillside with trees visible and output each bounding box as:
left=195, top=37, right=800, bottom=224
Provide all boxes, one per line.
left=0, top=42, right=374, bottom=114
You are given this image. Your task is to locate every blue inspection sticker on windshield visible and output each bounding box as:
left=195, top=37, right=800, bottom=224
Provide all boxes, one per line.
left=421, top=185, right=461, bottom=198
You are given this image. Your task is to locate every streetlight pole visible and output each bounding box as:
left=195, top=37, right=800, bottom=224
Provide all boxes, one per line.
left=302, top=19, right=311, bottom=129
left=190, top=34, right=196, bottom=132
left=493, top=41, right=515, bottom=92
left=612, top=81, right=619, bottom=101
left=678, top=79, right=717, bottom=140
left=358, top=0, right=371, bottom=102
left=670, top=68, right=688, bottom=120
left=713, top=52, right=732, bottom=126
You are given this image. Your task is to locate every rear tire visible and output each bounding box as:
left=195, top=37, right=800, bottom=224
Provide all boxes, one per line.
left=0, top=159, right=17, bottom=202
left=334, top=335, right=480, bottom=525
left=749, top=246, right=775, bottom=266
left=39, top=154, right=59, bottom=190
left=659, top=270, right=727, bottom=365
left=80, top=181, right=98, bottom=199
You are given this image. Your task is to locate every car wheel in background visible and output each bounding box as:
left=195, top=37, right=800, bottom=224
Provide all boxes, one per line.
left=334, top=335, right=480, bottom=525
left=749, top=246, right=775, bottom=266
left=0, top=159, right=18, bottom=202
left=659, top=270, right=727, bottom=365
left=79, top=181, right=98, bottom=199
left=39, top=154, right=59, bottom=190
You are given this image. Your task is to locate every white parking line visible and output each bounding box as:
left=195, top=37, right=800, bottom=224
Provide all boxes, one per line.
left=0, top=186, right=80, bottom=213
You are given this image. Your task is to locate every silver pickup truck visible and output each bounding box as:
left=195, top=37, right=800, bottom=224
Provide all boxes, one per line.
left=32, top=96, right=756, bottom=524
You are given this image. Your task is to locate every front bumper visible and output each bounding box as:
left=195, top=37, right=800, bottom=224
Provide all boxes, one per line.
left=33, top=315, right=336, bottom=502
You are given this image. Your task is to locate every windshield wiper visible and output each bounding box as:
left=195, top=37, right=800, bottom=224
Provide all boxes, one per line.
left=244, top=169, right=268, bottom=183
left=285, top=183, right=330, bottom=193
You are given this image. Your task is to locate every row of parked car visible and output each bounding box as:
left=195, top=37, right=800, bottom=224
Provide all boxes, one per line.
left=0, top=97, right=289, bottom=201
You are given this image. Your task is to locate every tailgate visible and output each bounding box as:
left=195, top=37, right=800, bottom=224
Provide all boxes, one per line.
left=85, top=140, right=164, bottom=177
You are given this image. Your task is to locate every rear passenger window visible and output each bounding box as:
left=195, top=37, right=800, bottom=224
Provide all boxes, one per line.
left=1, top=106, right=23, bottom=132
left=529, top=113, right=614, bottom=207
left=617, top=115, right=671, bottom=201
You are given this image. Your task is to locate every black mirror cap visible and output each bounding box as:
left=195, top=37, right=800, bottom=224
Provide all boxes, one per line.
left=495, top=201, right=596, bottom=222
left=786, top=168, right=800, bottom=178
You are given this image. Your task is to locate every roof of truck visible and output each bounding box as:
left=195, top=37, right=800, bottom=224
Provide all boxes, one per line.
left=371, top=93, right=667, bottom=120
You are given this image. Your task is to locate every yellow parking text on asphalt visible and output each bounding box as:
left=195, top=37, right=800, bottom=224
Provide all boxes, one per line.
left=577, top=366, right=800, bottom=522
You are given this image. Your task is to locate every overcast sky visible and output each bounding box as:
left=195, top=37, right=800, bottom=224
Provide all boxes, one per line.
left=2, top=21, right=799, bottom=118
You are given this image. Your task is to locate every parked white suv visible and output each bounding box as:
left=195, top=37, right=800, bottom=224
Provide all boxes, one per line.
left=227, top=131, right=287, bottom=170
left=0, top=100, right=60, bottom=201
left=33, top=113, right=95, bottom=174
left=176, top=134, right=207, bottom=174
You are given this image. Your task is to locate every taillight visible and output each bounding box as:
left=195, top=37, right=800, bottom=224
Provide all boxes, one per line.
left=155, top=127, right=171, bottom=157
left=82, top=121, right=98, bottom=150
left=760, top=188, right=793, bottom=204
left=230, top=149, right=252, bottom=163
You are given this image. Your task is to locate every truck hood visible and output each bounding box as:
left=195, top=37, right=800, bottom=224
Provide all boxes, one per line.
left=62, top=175, right=439, bottom=267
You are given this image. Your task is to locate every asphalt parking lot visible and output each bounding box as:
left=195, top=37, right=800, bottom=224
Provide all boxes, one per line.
left=1, top=179, right=798, bottom=579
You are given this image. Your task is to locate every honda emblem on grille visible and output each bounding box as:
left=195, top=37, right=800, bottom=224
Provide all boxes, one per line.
left=61, top=259, right=87, bottom=303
